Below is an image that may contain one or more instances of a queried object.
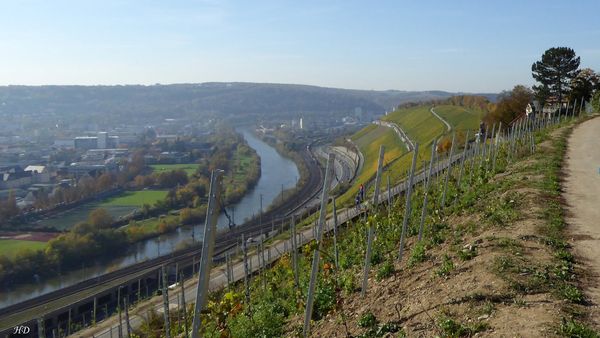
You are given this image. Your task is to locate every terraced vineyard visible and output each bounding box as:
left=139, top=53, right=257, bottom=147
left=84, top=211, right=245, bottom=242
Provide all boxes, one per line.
left=338, top=104, right=469, bottom=207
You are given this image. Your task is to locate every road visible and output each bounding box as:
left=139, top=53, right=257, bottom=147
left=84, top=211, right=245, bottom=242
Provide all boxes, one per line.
left=313, top=145, right=359, bottom=190
left=563, top=115, right=600, bottom=325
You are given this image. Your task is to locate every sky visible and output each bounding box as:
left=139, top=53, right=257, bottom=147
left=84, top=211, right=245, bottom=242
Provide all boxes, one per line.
left=1, top=0, right=599, bottom=92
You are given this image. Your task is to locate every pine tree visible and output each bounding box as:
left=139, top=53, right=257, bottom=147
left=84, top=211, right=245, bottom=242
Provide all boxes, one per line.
left=531, top=47, right=580, bottom=105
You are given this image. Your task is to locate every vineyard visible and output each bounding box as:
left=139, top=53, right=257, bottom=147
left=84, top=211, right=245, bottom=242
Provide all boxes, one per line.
left=74, top=106, right=598, bottom=338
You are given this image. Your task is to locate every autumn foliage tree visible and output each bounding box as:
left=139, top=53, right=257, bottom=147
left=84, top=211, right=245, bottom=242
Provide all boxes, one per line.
left=155, top=169, right=188, bottom=188
left=484, top=85, right=533, bottom=126
left=88, top=208, right=114, bottom=229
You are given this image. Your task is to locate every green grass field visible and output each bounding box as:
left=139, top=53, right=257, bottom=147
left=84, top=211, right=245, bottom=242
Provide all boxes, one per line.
left=433, top=105, right=486, bottom=131
left=150, top=163, right=199, bottom=176
left=101, top=190, right=169, bottom=207
left=34, top=190, right=168, bottom=230
left=0, top=239, right=46, bottom=258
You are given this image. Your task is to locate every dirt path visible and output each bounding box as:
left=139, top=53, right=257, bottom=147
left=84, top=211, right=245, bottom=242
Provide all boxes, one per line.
left=430, top=107, right=451, bottom=132
left=564, top=116, right=600, bottom=325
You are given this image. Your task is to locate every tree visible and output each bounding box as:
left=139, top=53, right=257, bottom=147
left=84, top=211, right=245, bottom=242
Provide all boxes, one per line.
left=0, top=190, right=20, bottom=221
left=155, top=169, right=188, bottom=188
left=484, top=85, right=533, bottom=126
left=88, top=208, right=114, bottom=229
left=532, top=47, right=580, bottom=105
left=96, top=172, right=115, bottom=191
left=570, top=68, right=600, bottom=103
left=592, top=91, right=600, bottom=113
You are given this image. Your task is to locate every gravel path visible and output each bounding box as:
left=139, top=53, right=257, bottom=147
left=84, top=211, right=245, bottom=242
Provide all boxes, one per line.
left=564, top=116, right=600, bottom=325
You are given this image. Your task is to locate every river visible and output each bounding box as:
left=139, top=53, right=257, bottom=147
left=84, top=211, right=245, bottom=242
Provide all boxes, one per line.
left=0, top=128, right=299, bottom=309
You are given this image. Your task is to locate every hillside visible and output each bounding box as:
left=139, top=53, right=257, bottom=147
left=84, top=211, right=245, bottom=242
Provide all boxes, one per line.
left=433, top=105, right=487, bottom=131
left=67, top=107, right=599, bottom=338
left=337, top=103, right=477, bottom=208
left=310, top=122, right=597, bottom=337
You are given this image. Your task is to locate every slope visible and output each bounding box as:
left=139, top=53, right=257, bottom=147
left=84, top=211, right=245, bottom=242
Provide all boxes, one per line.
left=433, top=104, right=487, bottom=131
left=309, top=116, right=598, bottom=337
left=338, top=104, right=451, bottom=208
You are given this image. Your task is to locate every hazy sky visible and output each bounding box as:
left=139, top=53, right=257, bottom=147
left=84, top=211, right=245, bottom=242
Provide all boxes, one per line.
left=2, top=0, right=599, bottom=92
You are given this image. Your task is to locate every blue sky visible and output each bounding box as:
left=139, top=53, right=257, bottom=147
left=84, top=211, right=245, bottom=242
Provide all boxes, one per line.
left=1, top=0, right=599, bottom=92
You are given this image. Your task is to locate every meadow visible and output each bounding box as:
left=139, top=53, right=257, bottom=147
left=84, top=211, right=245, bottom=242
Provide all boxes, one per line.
left=34, top=190, right=168, bottom=230
left=0, top=239, right=47, bottom=258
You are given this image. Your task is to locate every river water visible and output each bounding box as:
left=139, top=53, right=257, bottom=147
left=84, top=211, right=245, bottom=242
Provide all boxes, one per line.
left=0, top=128, right=299, bottom=309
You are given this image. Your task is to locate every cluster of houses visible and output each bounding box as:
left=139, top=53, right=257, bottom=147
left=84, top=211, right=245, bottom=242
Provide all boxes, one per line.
left=0, top=165, right=69, bottom=208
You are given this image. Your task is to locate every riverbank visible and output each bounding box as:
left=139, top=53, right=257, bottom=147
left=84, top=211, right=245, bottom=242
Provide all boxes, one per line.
left=253, top=129, right=311, bottom=213
left=0, top=127, right=299, bottom=309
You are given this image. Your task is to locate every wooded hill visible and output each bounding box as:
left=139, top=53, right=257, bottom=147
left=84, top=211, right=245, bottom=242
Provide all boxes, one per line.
left=0, top=83, right=497, bottom=125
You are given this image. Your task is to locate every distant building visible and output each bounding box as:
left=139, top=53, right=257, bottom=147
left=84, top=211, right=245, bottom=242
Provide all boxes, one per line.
left=53, top=139, right=75, bottom=148
left=24, top=165, right=51, bottom=183
left=68, top=163, right=116, bottom=177
left=97, top=132, right=108, bottom=149
left=0, top=169, right=32, bottom=189
left=155, top=135, right=179, bottom=142
left=74, top=132, right=119, bottom=150
left=74, top=136, right=100, bottom=150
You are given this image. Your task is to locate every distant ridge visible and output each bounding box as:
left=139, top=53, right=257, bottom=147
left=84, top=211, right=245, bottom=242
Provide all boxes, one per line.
left=0, top=82, right=497, bottom=124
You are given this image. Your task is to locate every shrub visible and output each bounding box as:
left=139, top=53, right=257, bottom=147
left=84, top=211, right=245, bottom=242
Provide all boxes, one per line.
left=436, top=254, right=455, bottom=276
left=313, top=279, right=336, bottom=320
left=376, top=260, right=395, bottom=281
left=340, top=271, right=357, bottom=294
left=458, top=245, right=477, bottom=261
left=358, top=311, right=378, bottom=328
left=560, top=284, right=584, bottom=304
left=559, top=318, right=599, bottom=338
left=408, top=242, right=428, bottom=267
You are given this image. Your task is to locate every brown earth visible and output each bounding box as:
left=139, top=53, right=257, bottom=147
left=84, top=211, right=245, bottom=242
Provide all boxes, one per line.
left=564, top=116, right=600, bottom=327
left=294, top=125, right=591, bottom=337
